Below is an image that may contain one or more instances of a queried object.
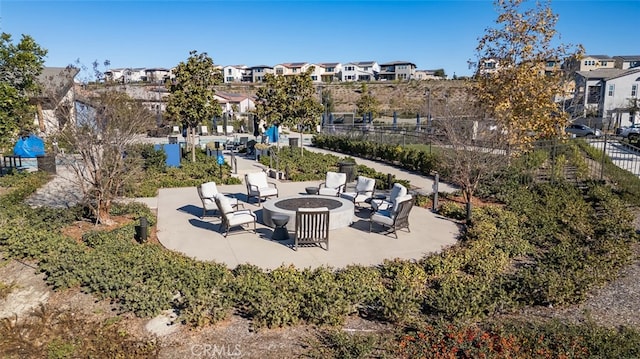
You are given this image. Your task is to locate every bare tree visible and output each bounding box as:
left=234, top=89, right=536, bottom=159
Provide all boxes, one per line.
left=435, top=91, right=508, bottom=223
left=55, top=90, right=155, bottom=224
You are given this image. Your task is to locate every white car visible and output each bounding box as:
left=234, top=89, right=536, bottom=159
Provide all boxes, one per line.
left=620, top=124, right=640, bottom=139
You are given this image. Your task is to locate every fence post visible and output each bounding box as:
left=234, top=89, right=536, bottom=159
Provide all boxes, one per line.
left=600, top=134, right=607, bottom=181
left=432, top=172, right=439, bottom=212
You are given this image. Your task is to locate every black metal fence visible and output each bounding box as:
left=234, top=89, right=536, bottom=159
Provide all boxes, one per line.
left=319, top=125, right=640, bottom=183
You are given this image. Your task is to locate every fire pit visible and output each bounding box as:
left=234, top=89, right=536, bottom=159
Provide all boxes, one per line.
left=263, top=195, right=354, bottom=231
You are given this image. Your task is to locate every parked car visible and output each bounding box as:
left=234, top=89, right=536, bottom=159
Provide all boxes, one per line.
left=619, top=123, right=640, bottom=140
left=565, top=124, right=602, bottom=137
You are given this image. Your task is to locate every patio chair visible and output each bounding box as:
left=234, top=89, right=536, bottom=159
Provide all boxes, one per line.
left=340, top=175, right=376, bottom=208
left=318, top=171, right=347, bottom=196
left=196, top=181, right=241, bottom=218
left=369, top=194, right=413, bottom=238
left=370, top=183, right=407, bottom=212
left=214, top=193, right=256, bottom=237
left=245, top=171, right=278, bottom=206
left=294, top=207, right=330, bottom=251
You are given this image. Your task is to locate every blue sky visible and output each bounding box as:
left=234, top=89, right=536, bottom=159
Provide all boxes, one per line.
left=1, top=1, right=639, bottom=80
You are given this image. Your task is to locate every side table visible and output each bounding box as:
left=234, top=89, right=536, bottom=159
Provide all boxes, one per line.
left=305, top=186, right=319, bottom=195
left=271, top=214, right=290, bottom=240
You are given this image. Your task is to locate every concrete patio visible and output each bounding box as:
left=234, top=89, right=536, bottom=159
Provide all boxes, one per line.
left=147, top=179, right=461, bottom=270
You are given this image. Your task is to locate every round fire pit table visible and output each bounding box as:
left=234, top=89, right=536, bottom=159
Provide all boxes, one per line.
left=271, top=214, right=290, bottom=240
left=305, top=186, right=319, bottom=195
left=263, top=195, right=354, bottom=231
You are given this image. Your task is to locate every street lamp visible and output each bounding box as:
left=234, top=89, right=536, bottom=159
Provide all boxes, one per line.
left=426, top=88, right=432, bottom=130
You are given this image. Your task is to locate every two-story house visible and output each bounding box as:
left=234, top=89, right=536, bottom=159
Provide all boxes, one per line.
left=104, top=68, right=147, bottom=83
left=273, top=62, right=310, bottom=77
left=249, top=65, right=274, bottom=83
left=613, top=55, right=640, bottom=70
left=144, top=68, right=172, bottom=84
left=313, top=63, right=342, bottom=83
left=565, top=55, right=616, bottom=73
left=214, top=91, right=256, bottom=114
left=341, top=61, right=379, bottom=81
left=223, top=65, right=250, bottom=83
left=378, top=61, right=416, bottom=81
left=574, top=68, right=640, bottom=127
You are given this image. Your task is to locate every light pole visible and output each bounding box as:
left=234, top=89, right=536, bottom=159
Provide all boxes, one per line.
left=426, top=88, right=432, bottom=130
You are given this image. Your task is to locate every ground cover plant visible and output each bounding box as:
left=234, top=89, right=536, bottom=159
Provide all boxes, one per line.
left=1, top=138, right=640, bottom=356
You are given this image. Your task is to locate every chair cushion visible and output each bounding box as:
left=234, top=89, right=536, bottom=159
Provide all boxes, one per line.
left=325, top=172, right=346, bottom=189
left=200, top=182, right=218, bottom=198
left=393, top=194, right=413, bottom=212
left=318, top=187, right=339, bottom=196
left=228, top=212, right=255, bottom=226
left=259, top=187, right=278, bottom=197
left=371, top=210, right=394, bottom=225
left=246, top=172, right=268, bottom=189
left=370, top=198, right=391, bottom=211
left=215, top=193, right=234, bottom=214
left=389, top=183, right=407, bottom=201
left=355, top=176, right=376, bottom=192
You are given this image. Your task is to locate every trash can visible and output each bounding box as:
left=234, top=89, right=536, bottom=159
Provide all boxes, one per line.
left=37, top=155, right=56, bottom=174
left=338, top=161, right=357, bottom=183
left=289, top=137, right=299, bottom=147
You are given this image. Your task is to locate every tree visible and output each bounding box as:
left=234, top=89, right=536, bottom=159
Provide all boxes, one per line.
left=321, top=88, right=335, bottom=116
left=433, top=69, right=446, bottom=78
left=56, top=91, right=155, bottom=224
left=166, top=50, right=221, bottom=162
left=436, top=91, right=507, bottom=223
left=474, top=0, right=582, bottom=149
left=0, top=33, right=47, bottom=151
left=255, top=68, right=322, bottom=151
left=355, top=83, right=380, bottom=119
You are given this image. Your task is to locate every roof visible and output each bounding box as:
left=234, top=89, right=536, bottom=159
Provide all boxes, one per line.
left=144, top=68, right=170, bottom=72
left=249, top=65, right=273, bottom=69
left=584, top=54, right=614, bottom=60
left=37, top=67, right=80, bottom=99
left=355, top=61, right=377, bottom=66
left=613, top=55, right=640, bottom=62
left=379, top=60, right=417, bottom=67
left=215, top=91, right=250, bottom=102
left=278, top=62, right=308, bottom=68
left=576, top=68, right=640, bottom=81
left=317, top=62, right=339, bottom=67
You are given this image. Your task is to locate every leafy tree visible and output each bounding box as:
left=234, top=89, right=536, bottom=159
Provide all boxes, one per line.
left=55, top=91, right=155, bottom=224
left=255, top=68, right=322, bottom=151
left=433, top=69, right=446, bottom=78
left=0, top=33, right=47, bottom=151
left=355, top=83, right=380, bottom=119
left=321, top=88, right=335, bottom=115
left=474, top=0, right=582, bottom=148
left=166, top=50, right=222, bottom=162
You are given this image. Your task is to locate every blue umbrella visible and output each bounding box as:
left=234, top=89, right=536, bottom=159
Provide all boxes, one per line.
left=417, top=113, right=421, bottom=131
left=393, top=111, right=397, bottom=129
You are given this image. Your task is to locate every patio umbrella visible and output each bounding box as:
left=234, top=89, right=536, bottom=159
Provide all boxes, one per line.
left=368, top=112, right=373, bottom=123
left=416, top=113, right=421, bottom=131
left=223, top=113, right=228, bottom=136
left=393, top=111, right=397, bottom=129
left=212, top=116, right=218, bottom=134
left=321, top=113, right=325, bottom=127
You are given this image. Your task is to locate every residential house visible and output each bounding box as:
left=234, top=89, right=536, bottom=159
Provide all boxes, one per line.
left=312, top=63, right=342, bottom=83
left=566, top=55, right=616, bottom=73
left=341, top=61, right=379, bottom=81
left=214, top=91, right=256, bottom=114
left=614, top=55, right=640, bottom=70
left=33, top=67, right=80, bottom=135
left=104, top=67, right=146, bottom=83
left=273, top=62, right=310, bottom=77
left=144, top=68, right=172, bottom=83
left=574, top=68, right=640, bottom=127
left=378, top=61, right=417, bottom=81
left=414, top=69, right=445, bottom=80
left=223, top=65, right=250, bottom=83
left=249, top=65, right=274, bottom=82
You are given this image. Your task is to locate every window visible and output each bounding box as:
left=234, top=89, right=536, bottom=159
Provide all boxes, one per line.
left=632, top=84, right=638, bottom=97
left=255, top=68, right=262, bottom=73
left=226, top=77, right=234, bottom=82
left=311, top=76, right=317, bottom=81
left=227, top=69, right=232, bottom=74
left=292, top=68, right=298, bottom=73
left=276, top=68, right=283, bottom=75
left=608, top=84, right=615, bottom=96
left=600, top=61, right=608, bottom=66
